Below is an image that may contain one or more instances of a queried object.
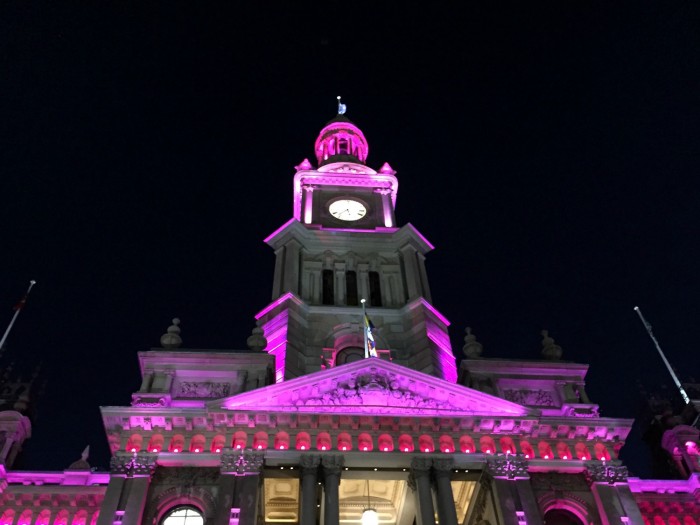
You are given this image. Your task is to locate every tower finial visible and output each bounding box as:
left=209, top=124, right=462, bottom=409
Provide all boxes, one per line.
left=337, top=96, right=347, bottom=115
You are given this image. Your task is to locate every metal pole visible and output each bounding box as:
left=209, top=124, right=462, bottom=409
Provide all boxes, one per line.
left=634, top=306, right=690, bottom=405
left=0, top=280, right=36, bottom=351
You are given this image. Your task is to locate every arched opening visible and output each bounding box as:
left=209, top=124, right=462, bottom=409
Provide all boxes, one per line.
left=500, top=437, right=516, bottom=455
left=322, top=270, right=334, bottom=305
left=439, top=435, right=455, bottom=453
left=36, top=510, right=51, bottom=525
left=378, top=434, right=394, bottom=452
left=574, top=442, right=589, bottom=460
left=126, top=433, right=143, bottom=453
left=233, top=431, right=247, bottom=450
left=169, top=435, right=185, bottom=453
left=460, top=435, right=475, bottom=453
left=211, top=434, right=225, bottom=453
left=274, top=432, right=290, bottom=450
left=543, top=509, right=583, bottom=525
left=72, top=511, right=87, bottom=525
left=519, top=440, right=535, bottom=459
left=335, top=346, right=365, bottom=366
left=418, top=435, right=435, bottom=453
left=17, top=510, right=32, bottom=525
left=594, top=442, right=611, bottom=461
left=295, top=432, right=311, bottom=451
left=369, top=271, right=382, bottom=306
left=317, top=432, right=331, bottom=451
left=253, top=432, right=268, bottom=450
left=148, top=434, right=165, bottom=453
left=399, top=434, right=414, bottom=452
left=160, top=506, right=204, bottom=525
left=538, top=441, right=554, bottom=460
left=346, top=271, right=358, bottom=306
left=480, top=436, right=496, bottom=454
left=358, top=433, right=373, bottom=452
left=189, top=434, right=206, bottom=453
left=556, top=442, right=572, bottom=460
left=337, top=432, right=352, bottom=451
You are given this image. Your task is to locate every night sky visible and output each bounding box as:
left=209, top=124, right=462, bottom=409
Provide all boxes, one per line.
left=2, top=2, right=698, bottom=477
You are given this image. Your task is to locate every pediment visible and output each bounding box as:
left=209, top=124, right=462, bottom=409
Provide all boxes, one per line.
left=210, top=359, right=537, bottom=417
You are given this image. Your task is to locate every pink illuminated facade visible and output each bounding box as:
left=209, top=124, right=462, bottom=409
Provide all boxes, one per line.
left=0, top=110, right=698, bottom=525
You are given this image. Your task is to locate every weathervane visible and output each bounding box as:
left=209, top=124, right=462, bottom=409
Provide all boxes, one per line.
left=337, top=95, right=347, bottom=115
left=0, top=280, right=37, bottom=351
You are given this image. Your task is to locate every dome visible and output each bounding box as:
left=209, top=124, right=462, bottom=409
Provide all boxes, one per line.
left=314, top=115, right=369, bottom=166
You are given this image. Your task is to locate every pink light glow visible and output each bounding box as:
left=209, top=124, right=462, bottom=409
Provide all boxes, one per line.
left=215, top=448, right=221, bottom=453
left=424, top=448, right=430, bottom=453
left=300, top=445, right=306, bottom=450
left=173, top=448, right=179, bottom=453
left=257, top=445, right=263, bottom=450
left=404, top=448, right=409, bottom=452
left=582, top=456, right=587, bottom=460
left=194, top=448, right=200, bottom=453
left=342, top=446, right=347, bottom=451
left=321, top=446, right=327, bottom=451
left=383, top=447, right=389, bottom=452
left=444, top=448, right=451, bottom=453
left=563, top=455, right=568, bottom=460
left=152, top=449, right=158, bottom=453
left=525, top=454, right=530, bottom=458
left=130, top=448, right=136, bottom=453
left=544, top=454, right=550, bottom=459
left=363, top=447, right=368, bottom=451
left=279, top=445, right=285, bottom=450
left=486, top=449, right=492, bottom=454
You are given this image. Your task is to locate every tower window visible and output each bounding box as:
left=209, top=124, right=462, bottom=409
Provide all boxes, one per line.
left=369, top=271, right=382, bottom=306
left=346, top=271, right=358, bottom=306
left=322, top=270, right=334, bottom=305
left=338, top=138, right=349, bottom=154
left=161, top=507, right=203, bottom=525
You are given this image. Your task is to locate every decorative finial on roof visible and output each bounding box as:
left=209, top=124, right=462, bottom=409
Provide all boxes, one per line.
left=66, top=445, right=91, bottom=471
left=463, top=327, right=484, bottom=358
left=379, top=162, right=396, bottom=175
left=160, top=318, right=182, bottom=349
left=541, top=329, right=563, bottom=360
left=247, top=326, right=268, bottom=352
left=337, top=95, right=347, bottom=115
left=295, top=158, right=313, bottom=171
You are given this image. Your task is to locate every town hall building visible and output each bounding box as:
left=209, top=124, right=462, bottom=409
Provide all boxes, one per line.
left=0, top=109, right=698, bottom=525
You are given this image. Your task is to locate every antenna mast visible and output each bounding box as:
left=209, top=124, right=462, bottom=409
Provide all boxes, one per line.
left=634, top=306, right=690, bottom=405
left=0, top=280, right=37, bottom=351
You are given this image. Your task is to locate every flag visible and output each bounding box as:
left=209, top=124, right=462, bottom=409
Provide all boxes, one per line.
left=364, top=313, right=377, bottom=358
left=13, top=294, right=28, bottom=311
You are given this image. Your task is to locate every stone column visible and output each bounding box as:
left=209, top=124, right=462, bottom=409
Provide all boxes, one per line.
left=302, top=185, right=316, bottom=224
left=586, top=462, right=644, bottom=525
left=409, top=457, right=435, bottom=525
left=486, top=454, right=543, bottom=525
left=433, top=459, right=458, bottom=525
left=218, top=450, right=265, bottom=525
left=299, top=455, right=321, bottom=525
left=96, top=453, right=156, bottom=525
left=321, top=455, right=344, bottom=525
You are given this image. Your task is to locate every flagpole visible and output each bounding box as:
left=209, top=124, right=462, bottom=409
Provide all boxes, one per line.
left=361, top=298, right=368, bottom=359
left=634, top=306, right=690, bottom=405
left=0, top=280, right=36, bottom=351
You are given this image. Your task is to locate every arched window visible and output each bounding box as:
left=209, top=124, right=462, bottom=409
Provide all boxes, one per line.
left=369, top=271, right=382, bottom=306
left=161, top=507, right=203, bottom=525
left=322, top=270, right=334, bottom=305
left=335, top=346, right=365, bottom=365
left=346, top=271, right=358, bottom=306
left=543, top=509, right=583, bottom=525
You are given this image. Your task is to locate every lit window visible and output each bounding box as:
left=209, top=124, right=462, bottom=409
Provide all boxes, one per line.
left=161, top=507, right=203, bottom=525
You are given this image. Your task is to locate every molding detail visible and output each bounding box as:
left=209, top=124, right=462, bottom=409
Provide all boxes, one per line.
left=110, top=452, right=157, bottom=476
left=585, top=461, right=628, bottom=485
left=178, top=382, right=231, bottom=398
left=503, top=389, right=556, bottom=407
left=530, top=473, right=590, bottom=492
left=486, top=454, right=529, bottom=479
left=131, top=394, right=170, bottom=407
left=220, top=450, right=264, bottom=475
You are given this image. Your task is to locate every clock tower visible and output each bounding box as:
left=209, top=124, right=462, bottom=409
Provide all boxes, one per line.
left=257, top=108, right=456, bottom=383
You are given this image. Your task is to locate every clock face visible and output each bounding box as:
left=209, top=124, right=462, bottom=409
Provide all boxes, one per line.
left=328, top=199, right=367, bottom=221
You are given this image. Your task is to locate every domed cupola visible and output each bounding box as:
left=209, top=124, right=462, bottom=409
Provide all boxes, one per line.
left=314, top=98, right=369, bottom=166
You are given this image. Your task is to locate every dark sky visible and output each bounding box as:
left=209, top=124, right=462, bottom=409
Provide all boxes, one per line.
left=1, top=2, right=698, bottom=477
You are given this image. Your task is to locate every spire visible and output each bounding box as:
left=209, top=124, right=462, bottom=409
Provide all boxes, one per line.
left=314, top=98, right=369, bottom=166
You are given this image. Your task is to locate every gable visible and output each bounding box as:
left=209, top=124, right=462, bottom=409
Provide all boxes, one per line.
left=210, top=358, right=536, bottom=417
